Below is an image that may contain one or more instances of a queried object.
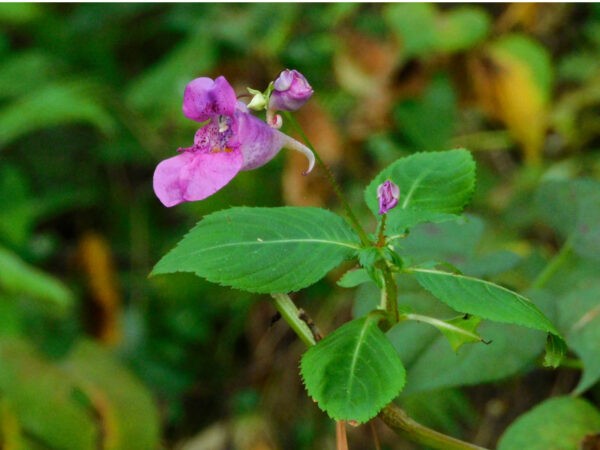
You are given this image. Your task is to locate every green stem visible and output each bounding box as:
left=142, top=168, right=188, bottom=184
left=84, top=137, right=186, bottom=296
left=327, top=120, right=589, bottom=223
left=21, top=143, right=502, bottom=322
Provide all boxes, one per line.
left=283, top=112, right=372, bottom=247
left=531, top=237, right=574, bottom=290
left=380, top=263, right=399, bottom=324
left=270, top=293, right=316, bottom=347
left=376, top=214, right=387, bottom=247
left=379, top=404, right=489, bottom=450
left=559, top=357, right=584, bottom=370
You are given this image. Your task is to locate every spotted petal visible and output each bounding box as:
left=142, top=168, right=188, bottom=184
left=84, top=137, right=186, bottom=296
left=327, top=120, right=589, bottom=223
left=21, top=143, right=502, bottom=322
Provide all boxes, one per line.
left=153, top=149, right=243, bottom=207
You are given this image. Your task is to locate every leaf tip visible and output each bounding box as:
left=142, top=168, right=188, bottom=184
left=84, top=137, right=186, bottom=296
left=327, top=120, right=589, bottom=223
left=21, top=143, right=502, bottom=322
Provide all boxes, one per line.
left=543, top=333, right=567, bottom=369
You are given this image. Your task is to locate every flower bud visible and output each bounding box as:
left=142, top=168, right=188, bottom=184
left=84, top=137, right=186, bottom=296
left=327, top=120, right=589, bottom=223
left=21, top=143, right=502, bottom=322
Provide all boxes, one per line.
left=268, top=69, right=313, bottom=112
left=377, top=180, right=400, bottom=215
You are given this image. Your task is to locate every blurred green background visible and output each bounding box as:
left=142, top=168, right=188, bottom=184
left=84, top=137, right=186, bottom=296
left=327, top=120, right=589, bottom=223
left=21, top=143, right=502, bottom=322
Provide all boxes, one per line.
left=1, top=3, right=600, bottom=449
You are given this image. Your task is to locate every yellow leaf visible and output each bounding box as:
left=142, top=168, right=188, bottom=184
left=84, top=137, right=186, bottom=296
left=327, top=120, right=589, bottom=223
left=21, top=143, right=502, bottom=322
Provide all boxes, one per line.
left=0, top=399, right=24, bottom=450
left=77, top=232, right=121, bottom=345
left=63, top=340, right=160, bottom=450
left=470, top=46, right=547, bottom=165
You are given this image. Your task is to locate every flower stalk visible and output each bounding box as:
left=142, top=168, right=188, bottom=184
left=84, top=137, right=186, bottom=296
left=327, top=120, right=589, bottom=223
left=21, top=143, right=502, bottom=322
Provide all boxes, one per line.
left=283, top=112, right=372, bottom=247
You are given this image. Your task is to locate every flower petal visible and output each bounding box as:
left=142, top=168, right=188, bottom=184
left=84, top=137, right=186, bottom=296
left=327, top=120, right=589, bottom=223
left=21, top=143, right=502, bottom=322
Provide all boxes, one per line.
left=269, top=69, right=313, bottom=112
left=236, top=111, right=285, bottom=170
left=182, top=76, right=237, bottom=122
left=153, top=149, right=243, bottom=207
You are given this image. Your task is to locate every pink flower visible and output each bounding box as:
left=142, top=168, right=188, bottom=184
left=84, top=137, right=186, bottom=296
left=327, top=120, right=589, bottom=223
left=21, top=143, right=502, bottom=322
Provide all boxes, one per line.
left=153, top=76, right=315, bottom=207
left=377, top=181, right=400, bottom=215
left=266, top=69, right=313, bottom=128
left=269, top=69, right=314, bottom=112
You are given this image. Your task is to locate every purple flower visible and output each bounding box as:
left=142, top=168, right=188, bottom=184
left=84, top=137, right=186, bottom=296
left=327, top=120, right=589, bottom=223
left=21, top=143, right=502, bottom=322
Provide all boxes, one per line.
left=153, top=76, right=315, bottom=207
left=377, top=180, right=400, bottom=215
left=268, top=69, right=313, bottom=112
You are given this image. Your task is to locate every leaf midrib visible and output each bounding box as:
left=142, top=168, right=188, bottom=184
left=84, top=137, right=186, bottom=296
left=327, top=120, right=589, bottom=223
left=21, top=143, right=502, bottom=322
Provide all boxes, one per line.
left=401, top=169, right=431, bottom=209
left=182, top=238, right=360, bottom=257
left=346, top=318, right=372, bottom=406
left=409, top=267, right=534, bottom=307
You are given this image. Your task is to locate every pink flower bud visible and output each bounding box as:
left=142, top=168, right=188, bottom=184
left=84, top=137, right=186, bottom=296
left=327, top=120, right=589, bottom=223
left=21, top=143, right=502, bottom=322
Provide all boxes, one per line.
left=377, top=181, right=400, bottom=215
left=268, top=69, right=313, bottom=112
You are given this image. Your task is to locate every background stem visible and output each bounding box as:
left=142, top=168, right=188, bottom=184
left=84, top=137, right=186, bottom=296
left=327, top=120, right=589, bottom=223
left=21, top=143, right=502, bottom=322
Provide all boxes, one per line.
left=531, top=237, right=574, bottom=289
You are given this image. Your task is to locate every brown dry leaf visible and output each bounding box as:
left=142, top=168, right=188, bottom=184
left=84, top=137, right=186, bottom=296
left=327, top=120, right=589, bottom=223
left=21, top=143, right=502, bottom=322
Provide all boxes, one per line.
left=496, top=3, right=571, bottom=37
left=496, top=3, right=540, bottom=33
left=63, top=341, right=161, bottom=450
left=582, top=434, right=600, bottom=450
left=0, top=399, right=24, bottom=450
left=283, top=101, right=343, bottom=207
left=334, top=31, right=399, bottom=97
left=232, top=415, right=279, bottom=450
left=469, top=51, right=546, bottom=165
left=334, top=32, right=400, bottom=138
left=77, top=232, right=121, bottom=345
left=179, top=415, right=280, bottom=450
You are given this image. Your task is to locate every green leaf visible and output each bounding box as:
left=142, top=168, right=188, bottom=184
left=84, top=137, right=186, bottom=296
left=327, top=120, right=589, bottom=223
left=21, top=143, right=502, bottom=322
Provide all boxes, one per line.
left=498, top=397, right=600, bottom=450
left=439, top=316, right=484, bottom=352
left=0, top=165, right=33, bottom=247
left=126, top=31, right=216, bottom=116
left=400, top=389, right=476, bottom=437
left=0, top=246, right=74, bottom=311
left=384, top=4, right=489, bottom=58
left=0, top=398, right=26, bottom=449
left=0, top=3, right=42, bottom=24
left=0, top=51, right=61, bottom=100
left=544, top=333, right=567, bottom=369
left=0, top=81, right=116, bottom=147
left=337, top=268, right=372, bottom=288
left=557, top=282, right=600, bottom=393
left=355, top=284, right=548, bottom=394
left=63, top=340, right=161, bottom=450
left=0, top=295, right=22, bottom=337
left=0, top=338, right=98, bottom=450
left=411, top=267, right=560, bottom=335
left=536, top=178, right=600, bottom=262
left=393, top=74, right=457, bottom=151
left=397, top=216, right=520, bottom=277
left=152, top=207, right=359, bottom=294
left=384, top=3, right=438, bottom=58
left=435, top=7, right=490, bottom=53
left=387, top=211, right=460, bottom=233
left=400, top=215, right=483, bottom=259
left=301, top=314, right=406, bottom=423
left=0, top=165, right=94, bottom=249
left=365, top=149, right=476, bottom=233
left=404, top=313, right=484, bottom=352
left=491, top=34, right=553, bottom=102
left=403, top=321, right=544, bottom=394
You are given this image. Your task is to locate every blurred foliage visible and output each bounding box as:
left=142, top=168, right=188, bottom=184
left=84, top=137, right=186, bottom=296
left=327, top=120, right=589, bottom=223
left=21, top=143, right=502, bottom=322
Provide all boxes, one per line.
left=0, top=3, right=599, bottom=449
